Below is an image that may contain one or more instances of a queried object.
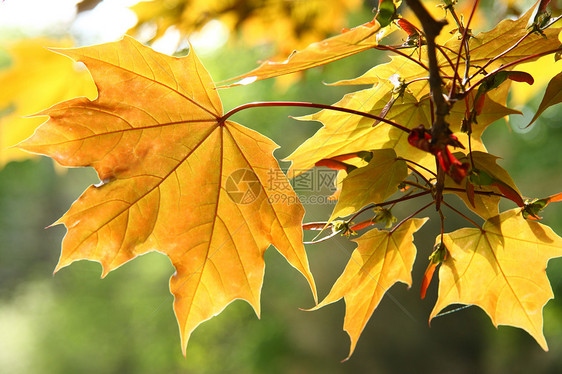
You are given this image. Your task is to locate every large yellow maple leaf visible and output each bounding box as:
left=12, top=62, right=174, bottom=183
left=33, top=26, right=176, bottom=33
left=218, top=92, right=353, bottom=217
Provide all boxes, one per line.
left=19, top=35, right=316, bottom=354
left=431, top=208, right=562, bottom=350
left=311, top=218, right=428, bottom=360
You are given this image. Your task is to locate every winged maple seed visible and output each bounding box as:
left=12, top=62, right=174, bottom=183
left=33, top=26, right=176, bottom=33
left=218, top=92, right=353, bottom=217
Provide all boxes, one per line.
left=18, top=36, right=317, bottom=355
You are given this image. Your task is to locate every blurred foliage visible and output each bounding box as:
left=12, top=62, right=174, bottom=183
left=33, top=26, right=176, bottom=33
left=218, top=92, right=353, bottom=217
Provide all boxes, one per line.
left=0, top=37, right=97, bottom=166
left=0, top=0, right=561, bottom=373
left=128, top=0, right=365, bottom=57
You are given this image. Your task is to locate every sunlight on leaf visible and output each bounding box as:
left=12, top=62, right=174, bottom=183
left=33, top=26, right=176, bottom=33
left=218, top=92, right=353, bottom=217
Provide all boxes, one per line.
left=222, top=20, right=394, bottom=86
left=19, top=36, right=316, bottom=355
left=330, top=148, right=407, bottom=221
left=311, top=218, right=428, bottom=360
left=431, top=209, right=562, bottom=351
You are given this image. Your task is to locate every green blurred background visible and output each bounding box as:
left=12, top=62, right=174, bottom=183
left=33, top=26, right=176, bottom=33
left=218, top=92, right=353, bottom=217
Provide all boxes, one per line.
left=1, top=0, right=561, bottom=373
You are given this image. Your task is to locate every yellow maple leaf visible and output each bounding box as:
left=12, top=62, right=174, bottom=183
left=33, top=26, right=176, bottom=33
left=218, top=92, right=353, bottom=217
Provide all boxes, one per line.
left=223, top=19, right=393, bottom=86
left=329, top=148, right=407, bottom=221
left=310, top=218, right=428, bottom=360
left=285, top=82, right=489, bottom=179
left=0, top=38, right=96, bottom=167
left=286, top=84, right=431, bottom=177
left=19, top=35, right=316, bottom=354
left=431, top=208, right=562, bottom=351
left=509, top=55, right=562, bottom=107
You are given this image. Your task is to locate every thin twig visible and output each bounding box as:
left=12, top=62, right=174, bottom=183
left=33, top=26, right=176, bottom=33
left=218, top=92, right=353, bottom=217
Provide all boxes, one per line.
left=406, top=166, right=433, bottom=187
left=441, top=200, right=482, bottom=229
left=443, top=187, right=504, bottom=198
left=399, top=157, right=438, bottom=177
left=375, top=44, right=430, bottom=71
left=402, top=180, right=431, bottom=191
left=461, top=47, right=562, bottom=98
left=449, top=0, right=479, bottom=94
left=390, top=200, right=434, bottom=234
left=347, top=190, right=432, bottom=223
left=404, top=0, right=450, bottom=143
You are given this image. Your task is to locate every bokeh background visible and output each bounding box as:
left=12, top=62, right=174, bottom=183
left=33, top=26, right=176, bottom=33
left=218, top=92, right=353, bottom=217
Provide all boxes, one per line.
left=1, top=0, right=561, bottom=373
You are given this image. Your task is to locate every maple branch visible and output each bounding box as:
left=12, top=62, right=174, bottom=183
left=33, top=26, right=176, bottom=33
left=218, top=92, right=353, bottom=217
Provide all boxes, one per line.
left=220, top=101, right=410, bottom=133
left=467, top=30, right=533, bottom=84
left=347, top=190, right=431, bottom=223
left=404, top=0, right=449, bottom=144
left=398, top=157, right=437, bottom=177
left=448, top=0, right=479, bottom=95
left=461, top=47, right=562, bottom=98
left=438, top=207, right=445, bottom=243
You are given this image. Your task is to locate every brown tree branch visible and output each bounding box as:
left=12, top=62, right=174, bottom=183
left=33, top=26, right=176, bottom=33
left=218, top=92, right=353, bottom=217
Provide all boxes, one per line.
left=404, top=0, right=449, bottom=145
left=404, top=0, right=450, bottom=211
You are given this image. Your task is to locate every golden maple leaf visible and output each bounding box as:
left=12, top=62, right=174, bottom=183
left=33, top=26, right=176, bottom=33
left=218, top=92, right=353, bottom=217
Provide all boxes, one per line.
left=19, top=35, right=316, bottom=354
left=431, top=208, right=562, bottom=351
left=310, top=218, right=428, bottom=360
left=526, top=70, right=562, bottom=126
left=329, top=148, right=407, bottom=221
left=223, top=19, right=392, bottom=86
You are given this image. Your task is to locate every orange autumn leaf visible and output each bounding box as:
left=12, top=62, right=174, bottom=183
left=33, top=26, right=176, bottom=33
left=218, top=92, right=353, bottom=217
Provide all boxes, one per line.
left=19, top=35, right=316, bottom=355
left=222, top=20, right=393, bottom=87
left=310, top=218, right=428, bottom=360
left=430, top=209, right=562, bottom=350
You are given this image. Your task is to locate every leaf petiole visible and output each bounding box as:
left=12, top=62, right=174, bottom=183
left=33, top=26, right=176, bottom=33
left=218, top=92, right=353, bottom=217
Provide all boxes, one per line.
left=219, top=101, right=410, bottom=132
left=390, top=200, right=434, bottom=234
